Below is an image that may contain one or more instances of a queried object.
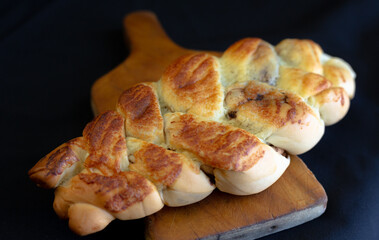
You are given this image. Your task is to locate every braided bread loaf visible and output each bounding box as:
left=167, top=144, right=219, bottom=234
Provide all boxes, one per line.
left=29, top=38, right=355, bottom=235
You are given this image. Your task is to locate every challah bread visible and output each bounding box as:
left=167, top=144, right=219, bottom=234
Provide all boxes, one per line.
left=213, top=146, right=289, bottom=195
left=126, top=137, right=215, bottom=206
left=275, top=39, right=355, bottom=98
left=31, top=109, right=215, bottom=234
left=308, top=87, right=350, bottom=125
left=220, top=38, right=279, bottom=86
left=322, top=56, right=356, bottom=98
left=29, top=37, right=355, bottom=235
left=54, top=170, right=164, bottom=235
left=117, top=83, right=164, bottom=144
left=164, top=112, right=290, bottom=195
left=49, top=111, right=165, bottom=235
left=275, top=39, right=354, bottom=125
left=65, top=203, right=115, bottom=236
left=275, top=39, right=324, bottom=74
left=276, top=67, right=331, bottom=99
left=224, top=81, right=324, bottom=154
left=158, top=53, right=224, bottom=120
left=157, top=38, right=353, bottom=154
left=82, top=111, right=129, bottom=175
left=28, top=137, right=88, bottom=188
left=68, top=171, right=163, bottom=221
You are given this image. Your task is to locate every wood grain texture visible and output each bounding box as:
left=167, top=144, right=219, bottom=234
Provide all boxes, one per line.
left=91, top=11, right=327, bottom=240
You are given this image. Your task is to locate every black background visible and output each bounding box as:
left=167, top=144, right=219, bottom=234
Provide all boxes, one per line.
left=1, top=0, right=378, bottom=239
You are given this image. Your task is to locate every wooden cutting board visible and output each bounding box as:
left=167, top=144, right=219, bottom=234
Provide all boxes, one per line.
left=91, top=11, right=327, bottom=240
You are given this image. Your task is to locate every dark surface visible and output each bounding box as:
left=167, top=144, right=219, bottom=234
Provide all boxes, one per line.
left=1, top=0, right=378, bottom=239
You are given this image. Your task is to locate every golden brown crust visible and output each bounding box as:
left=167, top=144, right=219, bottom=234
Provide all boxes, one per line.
left=53, top=169, right=164, bottom=230
left=277, top=67, right=331, bottom=99
left=159, top=53, right=224, bottom=119
left=28, top=137, right=87, bottom=188
left=224, top=81, right=324, bottom=154
left=117, top=83, right=164, bottom=144
left=128, top=139, right=183, bottom=186
left=83, top=111, right=128, bottom=175
left=165, top=113, right=266, bottom=171
left=56, top=171, right=157, bottom=213
left=225, top=81, right=317, bottom=130
left=323, top=57, right=355, bottom=98
left=126, top=137, right=214, bottom=206
left=310, top=87, right=350, bottom=126
left=214, top=148, right=290, bottom=195
left=276, top=39, right=323, bottom=74
left=81, top=172, right=154, bottom=212
left=221, top=38, right=279, bottom=85
left=313, top=87, right=347, bottom=106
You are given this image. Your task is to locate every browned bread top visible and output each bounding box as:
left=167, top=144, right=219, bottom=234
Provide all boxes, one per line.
left=277, top=67, right=331, bottom=99
left=221, top=38, right=279, bottom=85
left=165, top=113, right=264, bottom=171
left=275, top=39, right=323, bottom=74
left=117, top=83, right=164, bottom=144
left=128, top=139, right=187, bottom=186
left=28, top=137, right=87, bottom=188
left=83, top=111, right=128, bottom=175
left=323, top=58, right=355, bottom=98
left=70, top=171, right=155, bottom=213
left=225, top=81, right=318, bottom=129
left=159, top=53, right=224, bottom=119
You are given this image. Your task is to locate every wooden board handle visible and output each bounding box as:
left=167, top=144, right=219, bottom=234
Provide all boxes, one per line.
left=91, top=11, right=194, bottom=115
left=123, top=11, right=179, bottom=53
